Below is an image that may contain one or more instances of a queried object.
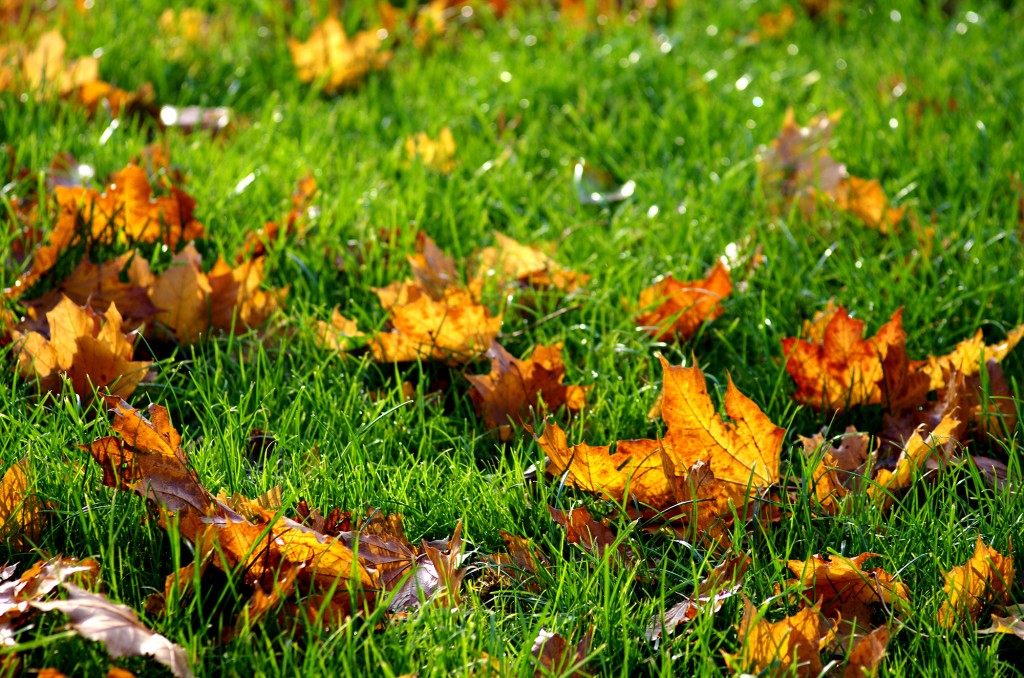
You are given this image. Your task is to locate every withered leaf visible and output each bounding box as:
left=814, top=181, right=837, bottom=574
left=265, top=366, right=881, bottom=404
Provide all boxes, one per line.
left=548, top=505, right=621, bottom=559
left=405, top=127, right=457, bottom=173
left=937, top=537, right=1014, bottom=629
left=288, top=17, right=392, bottom=94
left=467, top=342, right=588, bottom=441
left=724, top=599, right=834, bottom=677
left=635, top=262, right=732, bottom=341
left=531, top=627, right=591, bottom=678
left=12, top=296, right=151, bottom=400
left=0, top=458, right=44, bottom=550
left=314, top=307, right=366, bottom=352
left=0, top=556, right=100, bottom=647
left=0, top=30, right=98, bottom=96
left=842, top=625, right=890, bottom=678
left=868, top=412, right=960, bottom=510
left=541, top=355, right=782, bottom=537
left=472, top=233, right=590, bottom=293
left=31, top=583, right=193, bottom=678
left=646, top=555, right=750, bottom=643
left=978, top=604, right=1024, bottom=641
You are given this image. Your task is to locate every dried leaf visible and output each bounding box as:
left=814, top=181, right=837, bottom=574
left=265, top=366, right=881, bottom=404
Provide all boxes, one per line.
left=0, top=30, right=98, bottom=96
left=937, top=537, right=1015, bottom=628
left=635, top=262, right=732, bottom=341
left=548, top=505, right=620, bottom=559
left=868, top=413, right=960, bottom=510
left=531, top=627, right=591, bottom=678
left=288, top=17, right=392, bottom=94
left=11, top=296, right=151, bottom=399
left=0, top=458, right=44, bottom=549
left=978, top=604, right=1024, bottom=640
left=646, top=555, right=750, bottom=642
left=541, top=355, right=783, bottom=536
left=31, top=583, right=193, bottom=678
left=832, top=176, right=905, bottom=234
left=0, top=556, right=100, bottom=647
left=724, top=599, right=834, bottom=677
left=472, top=233, right=590, bottom=293
left=405, top=127, right=457, bottom=173
left=314, top=307, right=366, bottom=351
left=842, top=625, right=890, bottom=678
left=467, top=342, right=588, bottom=441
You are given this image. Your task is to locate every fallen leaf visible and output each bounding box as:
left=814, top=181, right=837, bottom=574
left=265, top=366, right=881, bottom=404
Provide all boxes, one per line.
left=0, top=458, right=44, bottom=549
left=832, top=176, right=905, bottom=234
left=0, top=30, right=98, bottom=96
left=314, top=307, right=366, bottom=351
left=0, top=556, right=100, bottom=647
left=238, top=174, right=318, bottom=261
left=799, top=426, right=875, bottom=504
left=31, top=583, right=193, bottom=678
left=868, top=413, right=960, bottom=510
left=471, top=233, right=590, bottom=294
left=918, top=325, right=1024, bottom=391
left=635, top=262, right=732, bottom=341
left=541, top=355, right=783, bottom=537
left=646, top=555, right=750, bottom=643
left=130, top=243, right=286, bottom=344
left=531, top=627, right=591, bottom=678
left=937, top=537, right=1015, bottom=628
left=548, top=505, right=621, bottom=559
left=467, top=342, right=588, bottom=441
left=288, top=17, right=392, bottom=94
left=405, top=127, right=457, bottom=173
left=978, top=604, right=1024, bottom=641
left=11, top=295, right=151, bottom=399
left=724, top=599, right=834, bottom=677
left=784, top=553, right=910, bottom=632
left=842, top=625, right=890, bottom=678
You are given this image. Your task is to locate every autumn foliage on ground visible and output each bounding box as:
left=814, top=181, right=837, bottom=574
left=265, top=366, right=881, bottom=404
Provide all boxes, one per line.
left=2, top=1, right=1023, bottom=676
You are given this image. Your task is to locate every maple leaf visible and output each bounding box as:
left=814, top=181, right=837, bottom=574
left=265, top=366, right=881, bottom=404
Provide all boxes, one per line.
left=759, top=110, right=903, bottom=231
left=471, top=233, right=590, bottom=294
left=0, top=556, right=99, bottom=647
left=481, top=531, right=548, bottom=595
left=288, top=17, right=392, bottom=94
left=868, top=412, right=960, bottom=510
left=314, top=307, right=366, bottom=352
left=635, top=262, right=732, bottom=341
left=724, top=599, right=834, bottom=677
left=11, top=295, right=152, bottom=399
left=646, top=555, right=750, bottom=643
left=918, top=324, right=1024, bottom=391
left=467, top=342, right=588, bottom=441
left=531, top=627, right=592, bottom=678
left=0, top=30, right=98, bottom=96
left=129, top=243, right=286, bottom=344
left=82, top=399, right=380, bottom=625
left=32, top=583, right=193, bottom=678
left=405, top=127, right=457, bottom=173
left=540, top=355, right=783, bottom=538
left=799, top=426, right=875, bottom=512
left=842, top=625, right=890, bottom=678
left=406, top=231, right=461, bottom=298
left=238, top=174, right=318, bottom=261
left=548, top=505, right=625, bottom=561
left=24, top=252, right=158, bottom=325
left=0, top=458, right=45, bottom=550
left=937, top=537, right=1015, bottom=629
left=784, top=553, right=910, bottom=634
left=978, top=604, right=1024, bottom=641
left=371, top=286, right=501, bottom=364
left=378, top=1, right=449, bottom=49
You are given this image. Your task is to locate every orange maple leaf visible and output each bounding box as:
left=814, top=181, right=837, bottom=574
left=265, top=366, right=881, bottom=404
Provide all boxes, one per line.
left=0, top=30, right=98, bottom=96
left=405, top=127, right=457, bottom=173
left=471, top=233, right=590, bottom=294
left=868, top=412, right=960, bottom=510
left=129, top=243, right=286, bottom=344
left=937, top=537, right=1015, bottom=628
left=467, top=342, right=588, bottom=441
left=635, top=262, right=732, bottom=341
left=11, top=295, right=151, bottom=399
left=725, top=599, right=834, bottom=677
left=0, top=457, right=45, bottom=550
left=540, top=355, right=783, bottom=538
left=288, top=17, right=392, bottom=94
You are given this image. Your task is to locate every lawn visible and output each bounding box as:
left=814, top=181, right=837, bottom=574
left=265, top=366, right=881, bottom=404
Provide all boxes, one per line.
left=2, top=0, right=1024, bottom=676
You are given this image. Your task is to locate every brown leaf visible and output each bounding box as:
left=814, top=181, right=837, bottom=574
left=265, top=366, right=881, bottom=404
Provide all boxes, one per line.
left=799, top=426, right=875, bottom=501
left=0, top=30, right=98, bottom=96
left=868, top=413, right=961, bottom=510
left=541, top=355, right=783, bottom=537
left=646, top=555, right=750, bottom=643
left=11, top=296, right=151, bottom=400
left=977, top=604, right=1024, bottom=641
left=31, top=583, right=193, bottom=678
left=467, top=342, right=588, bottom=441
left=314, top=307, right=366, bottom=351
left=288, top=17, right=392, bottom=94
left=0, top=556, right=100, bottom=647
left=0, top=458, right=45, bottom=550
left=635, top=262, right=732, bottom=341
left=531, top=627, right=591, bottom=678
left=937, top=537, right=1015, bottom=628
left=238, top=174, right=317, bottom=261
left=832, top=176, right=905, bottom=234
left=548, top=505, right=621, bottom=559
left=842, top=625, right=890, bottom=678
left=724, top=599, right=834, bottom=677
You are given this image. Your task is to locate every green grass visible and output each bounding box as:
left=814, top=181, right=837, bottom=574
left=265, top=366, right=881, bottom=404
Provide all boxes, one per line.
left=2, top=0, right=1024, bottom=675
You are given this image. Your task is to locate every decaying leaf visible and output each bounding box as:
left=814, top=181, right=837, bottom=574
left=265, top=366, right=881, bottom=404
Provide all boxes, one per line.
left=288, top=17, right=392, bottom=94
left=11, top=295, right=151, bottom=399
left=842, top=625, right=890, bottom=678
left=484, top=531, right=548, bottom=594
left=472, top=233, right=590, bottom=293
left=129, top=243, right=286, bottom=344
left=0, top=458, right=44, bottom=549
left=81, top=399, right=380, bottom=627
left=314, top=307, right=366, bottom=352
left=646, top=555, right=750, bottom=643
left=784, top=553, right=910, bottom=633
left=405, top=127, right=457, bottom=173
left=635, top=262, right=732, bottom=341
left=978, top=604, right=1024, bottom=641
left=531, top=627, right=591, bottom=678
left=937, top=537, right=1014, bottom=628
left=32, top=583, right=193, bottom=678
left=238, top=174, right=318, bottom=261
left=759, top=109, right=903, bottom=231
left=467, top=342, right=588, bottom=440
left=0, top=556, right=100, bottom=648
left=799, top=426, right=874, bottom=511
left=724, top=599, right=834, bottom=677
left=541, top=355, right=783, bottom=539
left=868, top=412, right=960, bottom=510
left=548, top=505, right=622, bottom=560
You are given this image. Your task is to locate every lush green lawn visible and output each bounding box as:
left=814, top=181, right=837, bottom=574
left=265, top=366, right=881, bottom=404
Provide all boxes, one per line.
left=3, top=0, right=1024, bottom=675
